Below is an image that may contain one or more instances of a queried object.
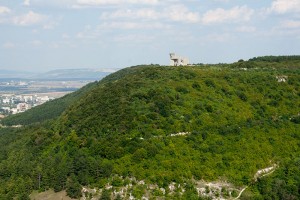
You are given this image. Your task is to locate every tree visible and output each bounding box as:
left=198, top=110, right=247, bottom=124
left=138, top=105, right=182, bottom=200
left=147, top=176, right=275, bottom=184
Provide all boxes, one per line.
left=66, top=174, right=81, bottom=198
left=132, top=148, right=148, bottom=162
left=100, top=189, right=111, bottom=200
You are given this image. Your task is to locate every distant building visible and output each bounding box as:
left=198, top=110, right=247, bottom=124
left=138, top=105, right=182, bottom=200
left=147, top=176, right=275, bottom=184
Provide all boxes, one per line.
left=17, top=103, right=31, bottom=113
left=1, top=107, right=10, bottom=111
left=2, top=98, right=10, bottom=104
left=23, top=95, right=33, bottom=103
left=40, top=96, right=50, bottom=101
left=0, top=91, right=65, bottom=116
left=11, top=108, right=18, bottom=114
left=19, top=81, right=27, bottom=86
left=170, top=53, right=189, bottom=66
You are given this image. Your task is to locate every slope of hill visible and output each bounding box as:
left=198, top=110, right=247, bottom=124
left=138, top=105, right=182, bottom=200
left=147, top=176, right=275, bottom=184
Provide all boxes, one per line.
left=0, top=57, right=299, bottom=199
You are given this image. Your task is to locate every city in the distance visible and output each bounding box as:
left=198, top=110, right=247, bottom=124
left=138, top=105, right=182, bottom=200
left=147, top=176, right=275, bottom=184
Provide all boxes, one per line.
left=0, top=68, right=112, bottom=118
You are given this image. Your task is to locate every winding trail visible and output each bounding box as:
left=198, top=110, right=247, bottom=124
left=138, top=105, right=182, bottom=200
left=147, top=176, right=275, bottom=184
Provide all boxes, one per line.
left=234, top=164, right=277, bottom=199
left=234, top=186, right=248, bottom=200
left=0, top=124, right=22, bottom=128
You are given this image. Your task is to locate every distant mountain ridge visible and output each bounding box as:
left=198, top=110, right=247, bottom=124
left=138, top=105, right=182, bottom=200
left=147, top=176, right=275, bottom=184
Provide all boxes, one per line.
left=32, top=68, right=116, bottom=80
left=0, top=68, right=116, bottom=80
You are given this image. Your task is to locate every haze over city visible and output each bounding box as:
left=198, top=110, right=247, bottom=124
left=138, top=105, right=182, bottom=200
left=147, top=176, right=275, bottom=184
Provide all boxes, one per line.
left=0, top=0, right=299, bottom=72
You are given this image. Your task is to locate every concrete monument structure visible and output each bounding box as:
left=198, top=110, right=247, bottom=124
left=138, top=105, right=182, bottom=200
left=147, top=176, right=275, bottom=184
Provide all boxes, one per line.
left=170, top=53, right=189, bottom=66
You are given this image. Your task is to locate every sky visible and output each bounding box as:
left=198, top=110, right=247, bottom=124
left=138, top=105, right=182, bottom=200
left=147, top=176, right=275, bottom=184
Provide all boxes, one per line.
left=0, top=0, right=299, bottom=72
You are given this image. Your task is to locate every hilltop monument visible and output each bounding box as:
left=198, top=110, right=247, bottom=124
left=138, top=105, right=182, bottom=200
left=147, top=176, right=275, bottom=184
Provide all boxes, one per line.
left=170, top=53, right=189, bottom=66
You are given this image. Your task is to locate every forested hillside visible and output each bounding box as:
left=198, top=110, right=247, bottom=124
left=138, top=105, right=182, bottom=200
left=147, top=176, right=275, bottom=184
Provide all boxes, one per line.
left=0, top=57, right=299, bottom=199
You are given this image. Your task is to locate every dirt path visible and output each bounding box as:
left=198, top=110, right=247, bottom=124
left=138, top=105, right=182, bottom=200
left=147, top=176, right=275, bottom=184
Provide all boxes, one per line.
left=234, top=187, right=248, bottom=200
left=234, top=164, right=277, bottom=199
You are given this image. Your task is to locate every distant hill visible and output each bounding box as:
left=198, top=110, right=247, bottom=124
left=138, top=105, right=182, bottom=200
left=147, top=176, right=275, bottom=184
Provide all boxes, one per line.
left=0, top=68, right=115, bottom=80
left=0, top=57, right=299, bottom=199
left=32, top=68, right=116, bottom=80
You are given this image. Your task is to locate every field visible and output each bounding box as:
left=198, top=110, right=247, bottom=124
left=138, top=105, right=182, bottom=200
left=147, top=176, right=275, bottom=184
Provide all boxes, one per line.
left=30, top=190, right=76, bottom=200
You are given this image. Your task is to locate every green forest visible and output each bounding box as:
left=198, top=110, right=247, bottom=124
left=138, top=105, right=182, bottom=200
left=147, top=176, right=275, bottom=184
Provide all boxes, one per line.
left=0, top=56, right=299, bottom=199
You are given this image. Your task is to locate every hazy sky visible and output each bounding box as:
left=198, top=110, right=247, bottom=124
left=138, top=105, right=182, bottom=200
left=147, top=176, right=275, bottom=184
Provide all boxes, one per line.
left=0, top=0, right=299, bottom=71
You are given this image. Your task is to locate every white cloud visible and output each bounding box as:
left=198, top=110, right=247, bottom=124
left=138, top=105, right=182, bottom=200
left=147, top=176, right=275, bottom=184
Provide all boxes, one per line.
left=23, top=0, right=31, bottom=6
left=167, top=5, right=200, bottom=23
left=49, top=42, right=60, bottom=49
left=269, top=0, right=300, bottom=14
left=3, top=42, right=15, bottom=49
left=76, top=0, right=158, bottom=6
left=0, top=6, right=11, bottom=14
left=101, top=9, right=160, bottom=20
left=113, top=34, right=155, bottom=43
left=281, top=20, right=300, bottom=28
left=213, top=0, right=229, bottom=2
left=76, top=21, right=169, bottom=41
left=19, top=0, right=75, bottom=8
left=76, top=25, right=99, bottom=39
left=205, top=33, right=233, bottom=42
left=202, top=6, right=254, bottom=24
left=98, top=21, right=166, bottom=30
left=236, top=26, right=256, bottom=33
left=101, top=5, right=199, bottom=23
left=31, top=40, right=42, bottom=46
left=43, top=20, right=58, bottom=29
left=0, top=6, right=11, bottom=24
left=62, top=33, right=70, bottom=39
left=13, top=11, right=47, bottom=26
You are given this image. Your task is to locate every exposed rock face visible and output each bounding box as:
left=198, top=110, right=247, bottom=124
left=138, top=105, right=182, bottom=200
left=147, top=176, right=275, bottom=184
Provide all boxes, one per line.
left=79, top=164, right=278, bottom=200
left=276, top=75, right=288, bottom=82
